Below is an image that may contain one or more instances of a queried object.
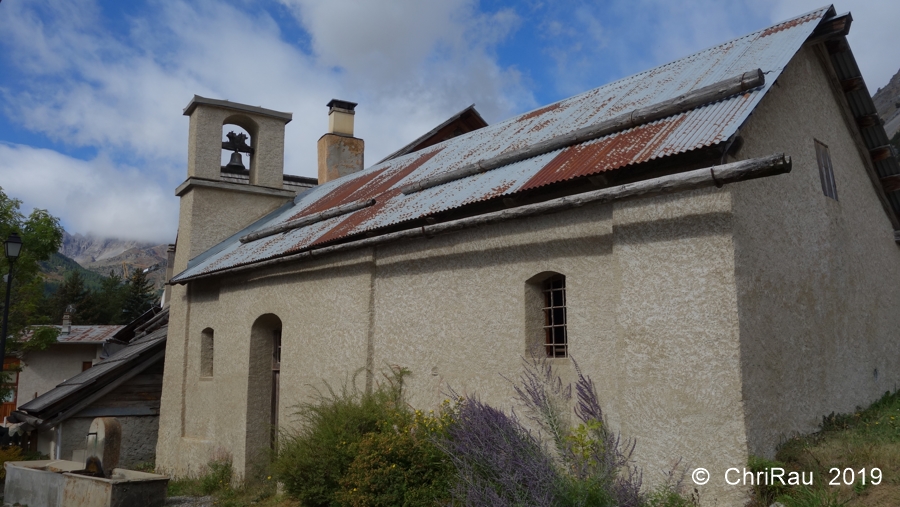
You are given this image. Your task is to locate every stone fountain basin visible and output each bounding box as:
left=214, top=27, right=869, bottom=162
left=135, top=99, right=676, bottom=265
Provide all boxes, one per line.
left=4, top=460, right=169, bottom=507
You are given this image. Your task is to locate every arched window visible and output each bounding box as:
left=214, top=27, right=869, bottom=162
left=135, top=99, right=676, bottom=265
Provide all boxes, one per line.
left=526, top=272, right=568, bottom=358
left=200, top=328, right=214, bottom=378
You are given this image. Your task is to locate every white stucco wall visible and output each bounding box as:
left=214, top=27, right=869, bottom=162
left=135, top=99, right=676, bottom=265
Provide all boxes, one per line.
left=39, top=416, right=159, bottom=468
left=18, top=344, right=100, bottom=408
left=156, top=43, right=900, bottom=507
left=157, top=186, right=748, bottom=504
left=732, top=45, right=900, bottom=457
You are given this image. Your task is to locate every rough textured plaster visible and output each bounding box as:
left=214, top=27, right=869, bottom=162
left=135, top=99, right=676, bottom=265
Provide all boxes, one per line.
left=157, top=252, right=374, bottom=477
left=41, top=417, right=158, bottom=468
left=179, top=186, right=289, bottom=262
left=156, top=48, right=900, bottom=506
left=157, top=189, right=747, bottom=504
left=18, top=345, right=100, bottom=408
left=186, top=104, right=286, bottom=189
left=733, top=46, right=900, bottom=458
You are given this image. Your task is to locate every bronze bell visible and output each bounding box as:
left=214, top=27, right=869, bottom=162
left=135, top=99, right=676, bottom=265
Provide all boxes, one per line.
left=226, top=151, right=246, bottom=170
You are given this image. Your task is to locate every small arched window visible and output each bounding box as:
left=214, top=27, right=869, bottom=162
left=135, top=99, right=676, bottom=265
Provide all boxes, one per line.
left=541, top=275, right=568, bottom=358
left=200, top=328, right=214, bottom=378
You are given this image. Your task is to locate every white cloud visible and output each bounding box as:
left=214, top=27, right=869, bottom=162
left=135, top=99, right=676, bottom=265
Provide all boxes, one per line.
left=531, top=0, right=899, bottom=98
left=0, top=143, right=178, bottom=244
left=1, top=0, right=531, bottom=170
left=0, top=0, right=532, bottom=242
left=3, top=0, right=894, bottom=246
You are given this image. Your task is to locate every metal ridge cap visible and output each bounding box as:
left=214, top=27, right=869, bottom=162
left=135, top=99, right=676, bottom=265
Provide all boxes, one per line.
left=175, top=154, right=791, bottom=285
left=240, top=198, right=376, bottom=244
left=401, top=69, right=765, bottom=195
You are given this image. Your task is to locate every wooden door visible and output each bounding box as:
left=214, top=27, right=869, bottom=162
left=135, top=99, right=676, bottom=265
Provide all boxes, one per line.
left=271, top=330, right=281, bottom=448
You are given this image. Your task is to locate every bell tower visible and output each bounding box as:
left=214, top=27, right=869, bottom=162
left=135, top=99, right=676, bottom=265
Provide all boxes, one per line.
left=174, top=96, right=295, bottom=272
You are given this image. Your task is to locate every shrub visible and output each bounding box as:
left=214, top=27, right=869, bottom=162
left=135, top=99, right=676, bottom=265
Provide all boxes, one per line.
left=336, top=410, right=454, bottom=507
left=274, top=368, right=453, bottom=507
left=440, top=396, right=560, bottom=506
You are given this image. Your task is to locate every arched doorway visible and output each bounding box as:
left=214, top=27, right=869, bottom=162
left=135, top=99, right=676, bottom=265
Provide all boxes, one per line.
left=247, top=314, right=282, bottom=460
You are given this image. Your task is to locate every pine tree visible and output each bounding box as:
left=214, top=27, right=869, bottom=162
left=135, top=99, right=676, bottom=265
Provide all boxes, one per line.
left=48, top=271, right=90, bottom=324
left=121, top=269, right=156, bottom=323
left=79, top=271, right=126, bottom=325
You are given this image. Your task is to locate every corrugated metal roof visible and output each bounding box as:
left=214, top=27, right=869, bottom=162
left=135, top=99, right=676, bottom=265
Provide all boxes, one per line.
left=58, top=325, right=123, bottom=343
left=15, top=311, right=168, bottom=420
left=21, top=325, right=124, bottom=344
left=822, top=35, right=900, bottom=227
left=173, top=6, right=832, bottom=282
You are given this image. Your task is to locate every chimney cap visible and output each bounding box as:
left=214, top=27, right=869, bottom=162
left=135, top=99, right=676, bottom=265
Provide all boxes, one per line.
left=327, top=99, right=358, bottom=113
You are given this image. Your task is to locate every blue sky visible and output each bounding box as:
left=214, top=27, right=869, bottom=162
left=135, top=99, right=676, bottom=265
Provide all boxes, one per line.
left=1, top=0, right=897, bottom=244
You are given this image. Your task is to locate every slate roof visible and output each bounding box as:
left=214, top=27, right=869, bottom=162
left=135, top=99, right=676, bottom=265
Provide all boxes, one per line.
left=173, top=5, right=897, bottom=283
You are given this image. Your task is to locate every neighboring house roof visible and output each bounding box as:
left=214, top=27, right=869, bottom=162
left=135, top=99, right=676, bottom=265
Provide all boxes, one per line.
left=378, top=104, right=489, bottom=163
left=172, top=6, right=899, bottom=283
left=21, top=325, right=124, bottom=345
left=10, top=309, right=168, bottom=431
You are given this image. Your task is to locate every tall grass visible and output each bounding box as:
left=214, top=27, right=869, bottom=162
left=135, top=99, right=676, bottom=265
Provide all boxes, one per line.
left=749, top=390, right=900, bottom=507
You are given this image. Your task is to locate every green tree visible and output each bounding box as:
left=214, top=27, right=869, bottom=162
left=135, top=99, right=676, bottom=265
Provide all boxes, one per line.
left=121, top=269, right=156, bottom=323
left=1, top=186, right=64, bottom=339
left=46, top=270, right=91, bottom=324
left=1, top=186, right=64, bottom=397
left=80, top=271, right=126, bottom=325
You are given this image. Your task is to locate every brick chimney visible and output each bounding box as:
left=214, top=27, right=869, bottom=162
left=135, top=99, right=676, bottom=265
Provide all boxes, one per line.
left=318, top=99, right=364, bottom=184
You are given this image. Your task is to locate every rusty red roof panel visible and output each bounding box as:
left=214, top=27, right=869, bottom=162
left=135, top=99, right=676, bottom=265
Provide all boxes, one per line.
left=173, top=6, right=832, bottom=281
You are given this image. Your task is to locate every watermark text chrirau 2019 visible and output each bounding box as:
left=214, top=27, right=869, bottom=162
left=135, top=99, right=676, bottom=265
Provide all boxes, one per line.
left=690, top=467, right=883, bottom=487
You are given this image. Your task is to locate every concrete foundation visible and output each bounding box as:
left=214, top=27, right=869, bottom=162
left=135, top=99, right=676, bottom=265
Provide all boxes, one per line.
left=3, top=460, right=168, bottom=507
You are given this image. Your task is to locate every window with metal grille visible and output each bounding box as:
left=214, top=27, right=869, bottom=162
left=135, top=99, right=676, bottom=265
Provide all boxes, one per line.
left=542, top=275, right=568, bottom=358
left=815, top=139, right=838, bottom=200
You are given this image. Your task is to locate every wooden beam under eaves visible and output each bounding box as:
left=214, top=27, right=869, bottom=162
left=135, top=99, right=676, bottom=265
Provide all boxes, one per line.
left=841, top=77, right=865, bottom=93
left=881, top=175, right=900, bottom=194
left=870, top=146, right=894, bottom=163
left=808, top=12, right=852, bottom=45
left=855, top=114, right=881, bottom=129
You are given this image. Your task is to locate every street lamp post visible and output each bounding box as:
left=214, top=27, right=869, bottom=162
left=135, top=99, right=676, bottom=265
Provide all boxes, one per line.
left=1, top=233, right=23, bottom=373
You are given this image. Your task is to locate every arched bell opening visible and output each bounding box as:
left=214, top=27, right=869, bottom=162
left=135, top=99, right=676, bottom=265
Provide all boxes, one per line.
left=221, top=114, right=259, bottom=177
